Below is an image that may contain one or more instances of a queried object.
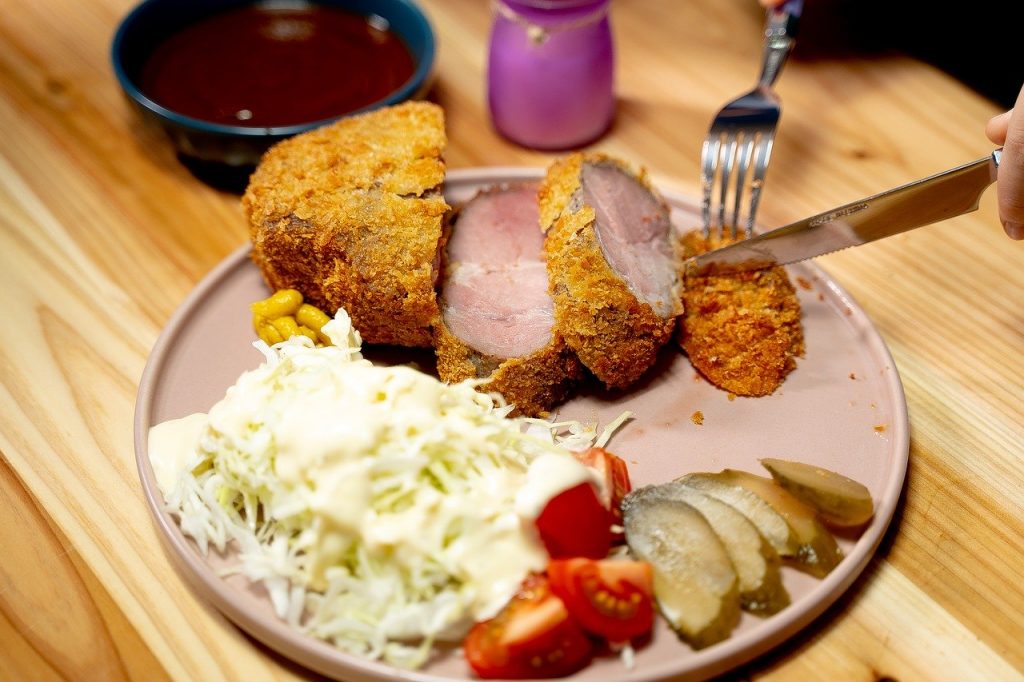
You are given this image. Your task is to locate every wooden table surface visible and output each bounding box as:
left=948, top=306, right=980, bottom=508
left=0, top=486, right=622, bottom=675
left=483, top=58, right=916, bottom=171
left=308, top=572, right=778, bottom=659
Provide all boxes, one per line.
left=2, top=0, right=1022, bottom=680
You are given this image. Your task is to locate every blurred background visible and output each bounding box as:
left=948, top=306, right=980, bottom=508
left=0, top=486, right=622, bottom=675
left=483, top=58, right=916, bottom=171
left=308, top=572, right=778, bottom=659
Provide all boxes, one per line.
left=790, top=0, right=1017, bottom=107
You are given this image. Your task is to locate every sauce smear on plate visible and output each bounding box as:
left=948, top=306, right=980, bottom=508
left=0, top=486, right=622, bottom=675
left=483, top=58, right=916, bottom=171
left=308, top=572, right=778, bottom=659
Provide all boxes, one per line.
left=140, top=5, right=415, bottom=128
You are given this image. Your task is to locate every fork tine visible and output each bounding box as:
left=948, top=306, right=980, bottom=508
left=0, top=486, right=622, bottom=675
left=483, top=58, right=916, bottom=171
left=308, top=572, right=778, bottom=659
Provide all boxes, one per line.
left=745, top=133, right=775, bottom=237
left=700, top=134, right=722, bottom=239
left=717, top=132, right=738, bottom=240
left=699, top=0, right=799, bottom=242
left=731, top=133, right=755, bottom=238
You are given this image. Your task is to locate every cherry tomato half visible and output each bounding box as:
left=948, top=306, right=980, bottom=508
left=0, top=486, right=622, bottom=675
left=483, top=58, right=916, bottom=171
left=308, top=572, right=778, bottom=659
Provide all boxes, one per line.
left=534, top=482, right=613, bottom=559
left=464, top=574, right=593, bottom=679
left=548, top=558, right=654, bottom=643
left=571, top=447, right=632, bottom=525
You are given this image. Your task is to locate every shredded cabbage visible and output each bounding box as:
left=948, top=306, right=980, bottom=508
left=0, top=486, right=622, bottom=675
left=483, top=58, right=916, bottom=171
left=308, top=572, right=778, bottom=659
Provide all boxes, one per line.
left=151, top=309, right=624, bottom=669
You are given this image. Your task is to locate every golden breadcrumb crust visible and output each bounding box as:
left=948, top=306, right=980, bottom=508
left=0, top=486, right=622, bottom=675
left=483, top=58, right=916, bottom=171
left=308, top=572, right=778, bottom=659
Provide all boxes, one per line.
left=677, top=230, right=805, bottom=396
left=433, top=323, right=583, bottom=417
left=539, top=152, right=678, bottom=389
left=243, top=102, right=449, bottom=347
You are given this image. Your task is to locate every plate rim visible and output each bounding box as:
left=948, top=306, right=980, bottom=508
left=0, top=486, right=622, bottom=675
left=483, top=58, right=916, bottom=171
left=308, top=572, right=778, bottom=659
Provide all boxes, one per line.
left=134, top=166, right=909, bottom=682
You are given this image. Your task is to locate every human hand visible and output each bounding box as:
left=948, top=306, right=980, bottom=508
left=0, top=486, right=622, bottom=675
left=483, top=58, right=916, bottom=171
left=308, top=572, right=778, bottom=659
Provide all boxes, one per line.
left=986, top=84, right=1024, bottom=240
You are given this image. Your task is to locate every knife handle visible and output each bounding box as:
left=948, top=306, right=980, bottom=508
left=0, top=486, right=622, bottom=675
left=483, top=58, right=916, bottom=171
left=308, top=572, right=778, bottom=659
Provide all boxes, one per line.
left=857, top=150, right=1001, bottom=241
left=688, top=149, right=1005, bottom=275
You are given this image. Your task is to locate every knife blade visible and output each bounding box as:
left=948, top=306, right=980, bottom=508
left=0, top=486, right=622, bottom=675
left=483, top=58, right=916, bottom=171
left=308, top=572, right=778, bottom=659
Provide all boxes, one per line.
left=687, top=149, right=1001, bottom=275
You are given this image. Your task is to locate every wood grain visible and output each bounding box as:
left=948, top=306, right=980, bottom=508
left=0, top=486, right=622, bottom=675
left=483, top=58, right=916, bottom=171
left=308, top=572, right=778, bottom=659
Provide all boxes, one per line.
left=0, top=458, right=169, bottom=682
left=1, top=0, right=1022, bottom=680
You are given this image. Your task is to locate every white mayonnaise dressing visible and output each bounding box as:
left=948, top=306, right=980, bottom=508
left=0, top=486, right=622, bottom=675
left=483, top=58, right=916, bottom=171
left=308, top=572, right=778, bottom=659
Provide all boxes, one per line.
left=515, top=452, right=596, bottom=519
left=148, top=412, right=207, bottom=494
left=147, top=313, right=597, bottom=628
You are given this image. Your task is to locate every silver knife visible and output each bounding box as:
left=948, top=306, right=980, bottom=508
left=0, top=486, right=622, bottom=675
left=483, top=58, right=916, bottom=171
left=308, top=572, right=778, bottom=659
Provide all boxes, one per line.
left=687, top=149, right=1001, bottom=275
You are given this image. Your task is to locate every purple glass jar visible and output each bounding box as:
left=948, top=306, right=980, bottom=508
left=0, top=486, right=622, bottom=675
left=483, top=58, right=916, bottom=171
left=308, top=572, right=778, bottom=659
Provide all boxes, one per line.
left=487, top=0, right=614, bottom=150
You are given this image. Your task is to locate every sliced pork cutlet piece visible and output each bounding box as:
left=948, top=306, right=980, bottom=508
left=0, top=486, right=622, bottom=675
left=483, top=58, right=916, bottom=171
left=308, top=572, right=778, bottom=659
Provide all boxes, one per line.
left=677, top=230, right=805, bottom=396
left=540, top=153, right=681, bottom=389
left=243, top=101, right=449, bottom=348
left=435, top=184, right=583, bottom=416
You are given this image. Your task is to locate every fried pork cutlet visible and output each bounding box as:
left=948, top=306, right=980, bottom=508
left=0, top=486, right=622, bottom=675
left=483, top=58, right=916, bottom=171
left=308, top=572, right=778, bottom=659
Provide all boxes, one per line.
left=540, top=153, right=681, bottom=389
left=434, top=184, right=583, bottom=416
left=243, top=101, right=448, bottom=347
left=677, top=230, right=805, bottom=396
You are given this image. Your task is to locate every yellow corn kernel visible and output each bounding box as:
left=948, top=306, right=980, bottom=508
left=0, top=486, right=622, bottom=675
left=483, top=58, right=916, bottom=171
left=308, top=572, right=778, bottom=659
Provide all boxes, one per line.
left=297, top=325, right=319, bottom=343
left=270, top=315, right=300, bottom=339
left=252, top=311, right=267, bottom=335
left=257, top=321, right=284, bottom=345
left=296, top=303, right=331, bottom=332
left=251, top=289, right=303, bottom=318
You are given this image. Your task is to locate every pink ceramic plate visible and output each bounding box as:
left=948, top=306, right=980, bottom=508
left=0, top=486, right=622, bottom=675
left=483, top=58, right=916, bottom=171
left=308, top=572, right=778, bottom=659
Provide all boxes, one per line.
left=134, top=168, right=908, bottom=682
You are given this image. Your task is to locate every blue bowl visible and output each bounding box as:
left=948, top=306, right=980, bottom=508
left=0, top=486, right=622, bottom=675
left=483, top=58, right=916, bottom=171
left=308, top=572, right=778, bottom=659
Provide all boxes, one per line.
left=112, top=0, right=435, bottom=169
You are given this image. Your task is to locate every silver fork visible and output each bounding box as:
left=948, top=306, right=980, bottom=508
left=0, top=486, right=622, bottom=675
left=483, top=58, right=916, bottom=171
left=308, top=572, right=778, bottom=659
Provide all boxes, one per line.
left=701, top=0, right=803, bottom=240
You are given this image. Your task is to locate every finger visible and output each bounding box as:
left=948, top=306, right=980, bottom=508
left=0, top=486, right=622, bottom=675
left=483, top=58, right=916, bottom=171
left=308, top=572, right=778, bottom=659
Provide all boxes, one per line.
left=986, top=110, right=1011, bottom=145
left=758, top=0, right=787, bottom=7
left=996, top=87, right=1024, bottom=239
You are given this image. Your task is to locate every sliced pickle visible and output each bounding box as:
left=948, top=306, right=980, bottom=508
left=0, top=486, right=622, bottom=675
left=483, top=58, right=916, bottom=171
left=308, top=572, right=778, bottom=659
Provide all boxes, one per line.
left=760, top=458, right=875, bottom=527
left=653, top=482, right=789, bottom=616
left=622, top=486, right=741, bottom=649
left=690, top=470, right=844, bottom=578
left=676, top=472, right=798, bottom=557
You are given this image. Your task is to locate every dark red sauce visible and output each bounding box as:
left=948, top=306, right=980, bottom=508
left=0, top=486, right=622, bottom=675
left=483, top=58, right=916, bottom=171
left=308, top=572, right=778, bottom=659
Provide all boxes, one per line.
left=140, top=4, right=415, bottom=128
